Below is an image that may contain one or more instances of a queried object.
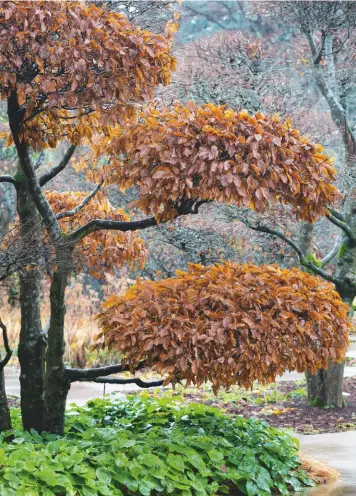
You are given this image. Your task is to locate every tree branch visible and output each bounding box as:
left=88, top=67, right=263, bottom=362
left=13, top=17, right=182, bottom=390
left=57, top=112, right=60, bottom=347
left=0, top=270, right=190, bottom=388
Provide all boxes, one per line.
left=0, top=175, right=16, bottom=185
left=320, top=234, right=343, bottom=267
left=7, top=91, right=61, bottom=237
left=0, top=318, right=12, bottom=371
left=69, top=216, right=158, bottom=244
left=66, top=361, right=146, bottom=382
left=33, top=150, right=45, bottom=170
left=326, top=211, right=355, bottom=241
left=313, top=30, right=326, bottom=65
left=327, top=207, right=346, bottom=222
left=57, top=180, right=104, bottom=220
left=239, top=218, right=342, bottom=284
left=39, top=145, right=76, bottom=187
left=77, top=377, right=164, bottom=388
left=68, top=198, right=208, bottom=244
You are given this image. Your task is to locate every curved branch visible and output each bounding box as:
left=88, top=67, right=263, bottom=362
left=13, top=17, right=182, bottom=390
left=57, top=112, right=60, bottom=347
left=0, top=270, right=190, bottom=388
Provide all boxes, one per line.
left=66, top=361, right=146, bottom=382
left=240, top=219, right=342, bottom=284
left=0, top=318, right=12, bottom=371
left=0, top=175, right=16, bottom=185
left=320, top=234, right=343, bottom=267
left=57, top=180, right=104, bottom=220
left=326, top=211, right=355, bottom=241
left=77, top=377, right=164, bottom=388
left=39, top=145, right=76, bottom=187
left=327, top=207, right=346, bottom=222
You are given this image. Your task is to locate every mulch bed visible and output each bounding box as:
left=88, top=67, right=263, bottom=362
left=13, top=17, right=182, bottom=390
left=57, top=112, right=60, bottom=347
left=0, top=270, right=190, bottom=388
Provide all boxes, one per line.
left=182, top=377, right=356, bottom=435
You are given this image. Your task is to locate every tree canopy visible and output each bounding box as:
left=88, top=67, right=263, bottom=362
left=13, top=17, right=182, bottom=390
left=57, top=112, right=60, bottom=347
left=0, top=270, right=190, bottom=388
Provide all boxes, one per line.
left=97, top=262, right=350, bottom=391
left=0, top=0, right=175, bottom=149
left=93, top=103, right=341, bottom=222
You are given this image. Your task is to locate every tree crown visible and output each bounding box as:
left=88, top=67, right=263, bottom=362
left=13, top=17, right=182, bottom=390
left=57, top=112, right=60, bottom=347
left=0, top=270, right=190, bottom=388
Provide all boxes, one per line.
left=1, top=0, right=175, bottom=150
left=97, top=262, right=350, bottom=391
left=90, top=103, right=340, bottom=222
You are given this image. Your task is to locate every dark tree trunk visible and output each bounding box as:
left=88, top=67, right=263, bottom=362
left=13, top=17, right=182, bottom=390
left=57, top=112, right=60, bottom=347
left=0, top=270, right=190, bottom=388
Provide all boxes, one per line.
left=44, top=259, right=71, bottom=435
left=8, top=90, right=47, bottom=432
left=306, top=360, right=345, bottom=408
left=17, top=182, right=46, bottom=432
left=0, top=357, right=11, bottom=432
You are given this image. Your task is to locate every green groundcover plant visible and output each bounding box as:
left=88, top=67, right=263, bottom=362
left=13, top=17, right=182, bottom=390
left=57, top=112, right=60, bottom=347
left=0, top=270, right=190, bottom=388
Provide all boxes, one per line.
left=0, top=395, right=314, bottom=496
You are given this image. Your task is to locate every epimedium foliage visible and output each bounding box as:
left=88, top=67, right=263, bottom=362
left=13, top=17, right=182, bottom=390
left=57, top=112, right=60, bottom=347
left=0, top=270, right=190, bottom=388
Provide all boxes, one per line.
left=97, top=262, right=350, bottom=391
left=0, top=396, right=314, bottom=496
left=46, top=190, right=147, bottom=278
left=0, top=0, right=176, bottom=149
left=91, top=103, right=340, bottom=222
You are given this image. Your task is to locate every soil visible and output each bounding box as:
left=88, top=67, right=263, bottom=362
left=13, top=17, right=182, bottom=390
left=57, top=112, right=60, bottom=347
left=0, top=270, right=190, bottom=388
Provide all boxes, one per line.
left=178, top=378, right=356, bottom=435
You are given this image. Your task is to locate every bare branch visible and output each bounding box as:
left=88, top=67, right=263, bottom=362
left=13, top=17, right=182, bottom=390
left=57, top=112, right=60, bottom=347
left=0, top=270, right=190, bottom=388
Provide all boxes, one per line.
left=314, top=30, right=326, bottom=65
left=0, top=175, right=16, bottom=185
left=0, top=318, right=12, bottom=371
left=33, top=150, right=45, bottom=170
left=77, top=377, right=164, bottom=388
left=39, top=145, right=76, bottom=187
left=327, top=207, right=346, bottom=222
left=57, top=180, right=104, bottom=220
left=69, top=216, right=158, bottom=244
left=66, top=361, right=146, bottom=382
left=320, top=234, right=343, bottom=267
left=239, top=218, right=342, bottom=284
left=185, top=5, right=234, bottom=31
left=326, top=211, right=355, bottom=241
left=68, top=198, right=208, bottom=244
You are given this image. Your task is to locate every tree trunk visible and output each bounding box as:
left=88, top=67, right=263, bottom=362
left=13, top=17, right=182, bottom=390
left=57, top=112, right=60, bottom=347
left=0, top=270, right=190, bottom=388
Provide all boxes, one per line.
left=17, top=181, right=46, bottom=432
left=306, top=360, right=345, bottom=408
left=0, top=357, right=11, bottom=432
left=44, top=260, right=71, bottom=435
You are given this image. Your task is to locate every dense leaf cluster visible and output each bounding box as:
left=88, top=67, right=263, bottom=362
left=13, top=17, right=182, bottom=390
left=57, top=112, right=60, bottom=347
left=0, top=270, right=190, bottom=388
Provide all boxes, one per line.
left=97, top=262, right=350, bottom=390
left=0, top=396, right=314, bottom=495
left=99, top=103, right=340, bottom=222
left=0, top=1, right=175, bottom=149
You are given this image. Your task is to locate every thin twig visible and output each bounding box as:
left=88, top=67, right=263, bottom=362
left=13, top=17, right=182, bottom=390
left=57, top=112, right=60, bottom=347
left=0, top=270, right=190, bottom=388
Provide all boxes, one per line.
left=57, top=180, right=104, bottom=220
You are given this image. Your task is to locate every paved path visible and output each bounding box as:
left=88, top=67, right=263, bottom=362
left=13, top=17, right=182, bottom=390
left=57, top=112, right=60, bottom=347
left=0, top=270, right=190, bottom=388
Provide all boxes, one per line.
left=297, top=431, right=356, bottom=495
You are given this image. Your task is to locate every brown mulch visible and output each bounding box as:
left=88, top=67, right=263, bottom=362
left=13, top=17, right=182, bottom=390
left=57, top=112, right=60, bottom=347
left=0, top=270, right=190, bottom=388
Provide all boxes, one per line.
left=181, top=377, right=356, bottom=435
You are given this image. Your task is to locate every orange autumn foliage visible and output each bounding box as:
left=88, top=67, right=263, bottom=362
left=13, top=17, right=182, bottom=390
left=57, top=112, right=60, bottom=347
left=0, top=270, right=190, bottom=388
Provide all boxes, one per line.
left=0, top=1, right=175, bottom=150
left=46, top=190, right=147, bottom=278
left=97, top=263, right=350, bottom=391
left=95, top=103, right=340, bottom=222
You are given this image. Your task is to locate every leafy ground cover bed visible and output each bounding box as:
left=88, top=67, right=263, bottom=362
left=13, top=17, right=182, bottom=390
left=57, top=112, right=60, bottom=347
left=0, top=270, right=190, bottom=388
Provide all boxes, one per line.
left=143, top=377, right=356, bottom=435
left=0, top=396, right=316, bottom=496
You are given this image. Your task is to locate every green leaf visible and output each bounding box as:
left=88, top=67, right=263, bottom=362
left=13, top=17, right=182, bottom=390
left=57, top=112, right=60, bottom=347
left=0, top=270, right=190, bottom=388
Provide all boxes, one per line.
left=166, top=454, right=185, bottom=472
left=96, top=468, right=111, bottom=486
left=207, top=450, right=224, bottom=463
